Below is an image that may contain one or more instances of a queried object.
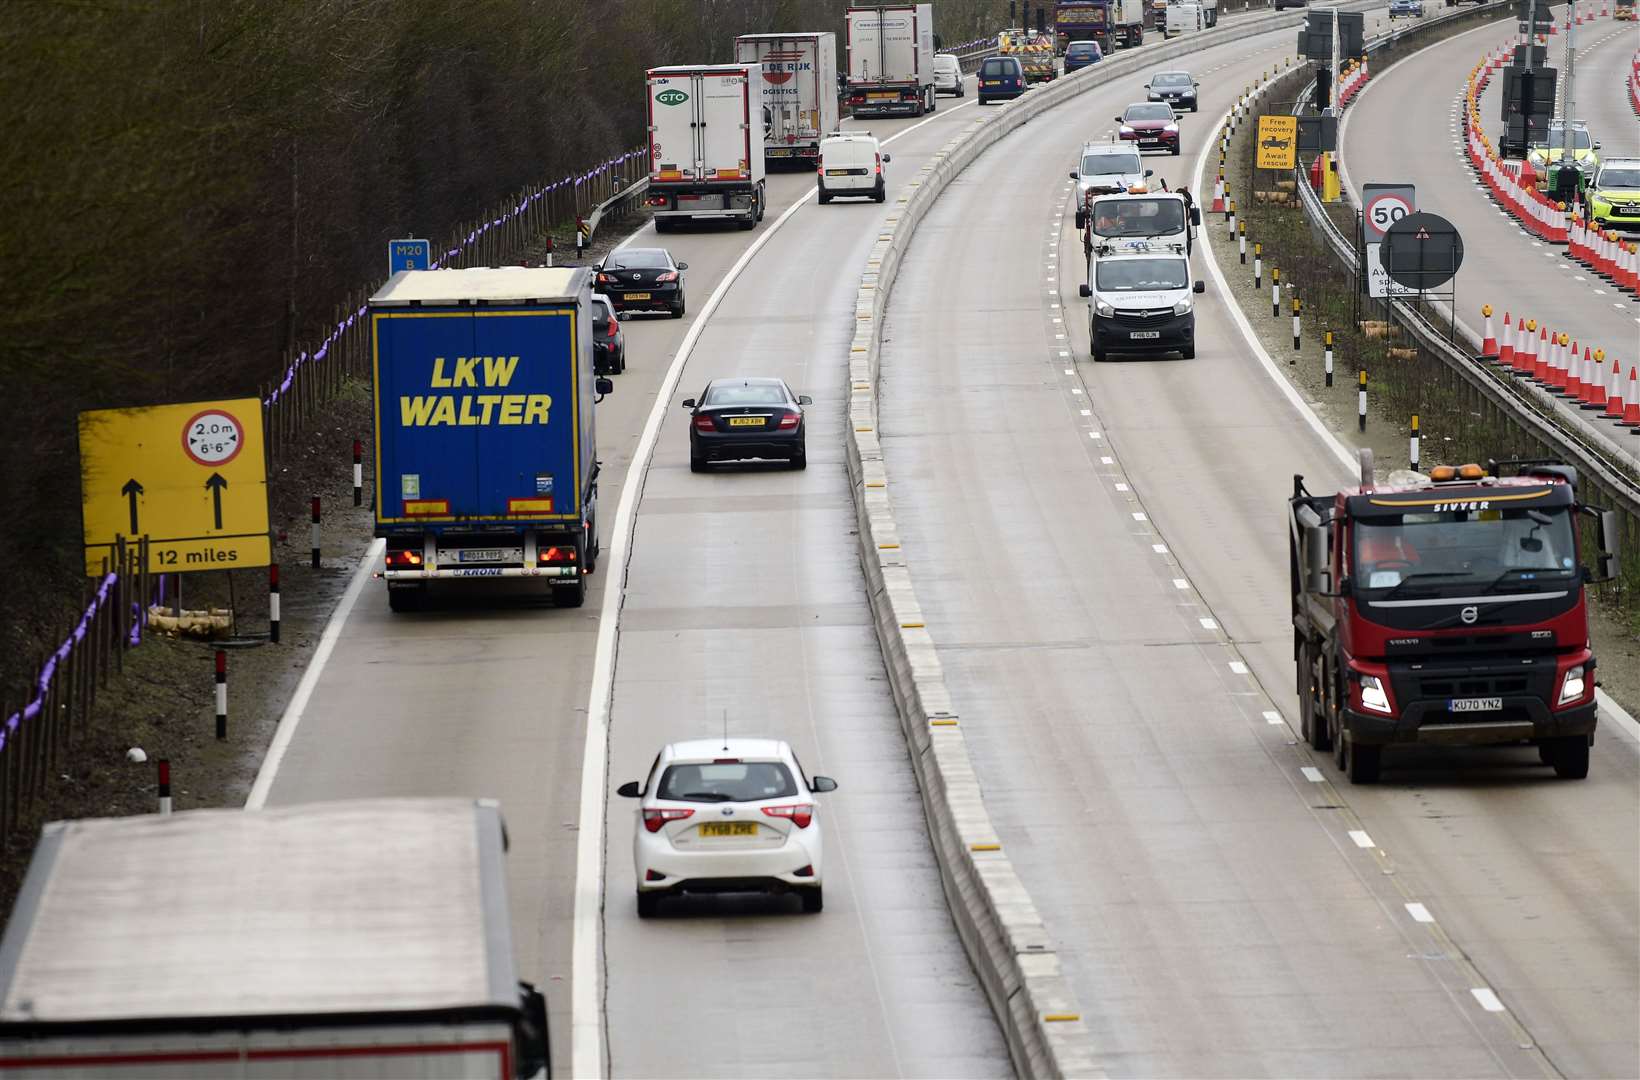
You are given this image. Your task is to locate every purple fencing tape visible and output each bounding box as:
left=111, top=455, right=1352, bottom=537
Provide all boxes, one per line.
left=1, top=571, right=118, bottom=755
left=263, top=145, right=648, bottom=408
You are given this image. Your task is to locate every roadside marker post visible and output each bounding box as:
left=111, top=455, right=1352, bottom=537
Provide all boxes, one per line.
left=215, top=650, right=227, bottom=741
left=353, top=440, right=363, bottom=507
left=1292, top=297, right=1302, bottom=352
left=1271, top=268, right=1281, bottom=318
left=1254, top=243, right=1262, bottom=288
left=1325, top=331, right=1334, bottom=387
left=1409, top=414, right=1421, bottom=471
left=269, top=564, right=281, bottom=644
left=1358, top=370, right=1369, bottom=431
left=311, top=497, right=321, bottom=570
left=158, top=759, right=172, bottom=815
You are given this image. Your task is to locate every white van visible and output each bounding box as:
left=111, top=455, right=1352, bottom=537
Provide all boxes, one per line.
left=818, top=131, right=891, bottom=203
left=1077, top=241, right=1205, bottom=361
left=1165, top=1, right=1203, bottom=36
left=932, top=53, right=964, bottom=96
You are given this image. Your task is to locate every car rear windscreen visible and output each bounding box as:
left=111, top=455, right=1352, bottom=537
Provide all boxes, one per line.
left=705, top=383, right=787, bottom=406
left=1082, top=151, right=1142, bottom=175
left=658, top=761, right=798, bottom=802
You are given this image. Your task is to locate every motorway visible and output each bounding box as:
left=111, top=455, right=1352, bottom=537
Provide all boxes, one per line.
left=1341, top=5, right=1640, bottom=468
left=240, top=7, right=1640, bottom=1078
left=878, top=14, right=1640, bottom=1080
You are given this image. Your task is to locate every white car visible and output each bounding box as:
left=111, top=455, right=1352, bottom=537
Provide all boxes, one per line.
left=932, top=52, right=964, bottom=96
left=618, top=738, right=838, bottom=916
left=818, top=131, right=890, bottom=203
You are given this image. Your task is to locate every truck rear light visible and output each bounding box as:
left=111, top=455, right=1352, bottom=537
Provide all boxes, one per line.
left=761, top=803, right=814, bottom=828
left=655, top=271, right=679, bottom=282
left=385, top=549, right=423, bottom=568
left=1557, top=665, right=1587, bottom=706
left=646, top=195, right=667, bottom=207
left=643, top=807, right=694, bottom=833
left=538, top=546, right=576, bottom=564
left=693, top=414, right=717, bottom=432
left=776, top=411, right=801, bottom=430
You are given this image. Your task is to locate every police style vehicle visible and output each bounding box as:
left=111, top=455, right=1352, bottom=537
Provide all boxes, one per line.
left=1078, top=240, right=1204, bottom=361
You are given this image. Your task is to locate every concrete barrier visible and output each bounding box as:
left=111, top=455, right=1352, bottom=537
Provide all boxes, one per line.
left=840, top=6, right=1374, bottom=1076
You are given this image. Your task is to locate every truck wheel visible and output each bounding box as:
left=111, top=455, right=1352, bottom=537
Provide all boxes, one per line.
left=387, top=586, right=423, bottom=613
left=637, top=892, right=661, bottom=919
left=1299, top=644, right=1332, bottom=751
left=654, top=217, right=674, bottom=234
left=927, top=86, right=937, bottom=112
left=1346, top=741, right=1382, bottom=784
left=1548, top=736, right=1590, bottom=779
left=799, top=886, right=823, bottom=913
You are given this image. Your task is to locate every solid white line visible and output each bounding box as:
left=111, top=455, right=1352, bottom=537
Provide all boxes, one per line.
left=1153, top=543, right=1169, bottom=554
left=1264, top=709, right=1284, bottom=724
left=1406, top=901, right=1435, bottom=922
left=1471, top=987, right=1507, bottom=1012
left=1300, top=765, right=1325, bottom=782
left=1349, top=829, right=1375, bottom=848
left=1229, top=660, right=1250, bottom=675
left=571, top=93, right=982, bottom=1078
left=244, top=537, right=386, bottom=810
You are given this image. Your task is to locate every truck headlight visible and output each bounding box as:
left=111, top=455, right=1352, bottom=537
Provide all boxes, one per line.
left=1358, top=674, right=1392, bottom=714
left=1557, top=665, right=1586, bottom=706
left=1095, top=300, right=1115, bottom=317
left=1172, top=299, right=1192, bottom=316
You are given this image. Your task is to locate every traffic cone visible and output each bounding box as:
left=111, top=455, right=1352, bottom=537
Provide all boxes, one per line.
left=1574, top=350, right=1600, bottom=409
left=1624, top=368, right=1640, bottom=427
left=1565, top=340, right=1583, bottom=398
left=1582, top=349, right=1607, bottom=409
left=1480, top=305, right=1499, bottom=357
left=1550, top=334, right=1570, bottom=393
left=1498, top=311, right=1514, bottom=366
left=1604, top=359, right=1627, bottom=419
left=1533, top=325, right=1551, bottom=383
left=1515, top=319, right=1537, bottom=376
left=1211, top=176, right=1225, bottom=213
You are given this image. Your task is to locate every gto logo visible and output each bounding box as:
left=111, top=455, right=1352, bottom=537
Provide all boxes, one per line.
left=1432, top=500, right=1489, bottom=512
left=656, top=89, right=689, bottom=106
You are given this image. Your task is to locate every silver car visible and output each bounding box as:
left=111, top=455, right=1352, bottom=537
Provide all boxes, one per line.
left=1071, top=142, right=1152, bottom=230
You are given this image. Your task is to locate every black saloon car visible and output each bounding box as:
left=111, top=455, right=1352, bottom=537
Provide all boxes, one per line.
left=1144, top=70, right=1198, bottom=112
left=683, top=378, right=812, bottom=471
left=595, top=247, right=687, bottom=317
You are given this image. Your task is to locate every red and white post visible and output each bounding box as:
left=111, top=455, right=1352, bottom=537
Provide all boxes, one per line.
left=158, top=759, right=172, bottom=815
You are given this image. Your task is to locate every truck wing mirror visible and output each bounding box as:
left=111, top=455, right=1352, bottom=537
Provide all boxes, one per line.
left=616, top=781, right=642, bottom=798
left=595, top=377, right=614, bottom=399
left=1588, top=506, right=1620, bottom=583
left=1079, top=283, right=1091, bottom=297
left=1144, top=169, right=1154, bottom=178
left=1190, top=207, right=1201, bottom=225
left=515, top=982, right=549, bottom=1080
left=1193, top=280, right=1205, bottom=294
left=1069, top=171, right=1079, bottom=180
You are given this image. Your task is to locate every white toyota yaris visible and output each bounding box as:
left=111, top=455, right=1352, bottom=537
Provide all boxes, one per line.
left=617, top=738, right=837, bottom=917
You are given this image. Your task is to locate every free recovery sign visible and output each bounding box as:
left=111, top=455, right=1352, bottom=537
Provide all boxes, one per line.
left=78, top=397, right=270, bottom=576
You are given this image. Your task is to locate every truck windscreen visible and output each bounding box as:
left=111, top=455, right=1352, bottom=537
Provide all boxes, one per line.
left=1353, top=507, right=1577, bottom=594
left=1091, top=198, right=1185, bottom=237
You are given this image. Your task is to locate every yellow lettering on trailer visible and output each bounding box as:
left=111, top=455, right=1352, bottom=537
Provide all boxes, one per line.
left=397, top=391, right=551, bottom=427
left=483, top=355, right=520, bottom=387
left=498, top=396, right=526, bottom=425
left=524, top=395, right=551, bottom=425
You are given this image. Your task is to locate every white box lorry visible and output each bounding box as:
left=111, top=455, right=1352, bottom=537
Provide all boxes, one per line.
left=734, top=33, right=839, bottom=166
left=845, top=4, right=936, bottom=117
left=0, top=799, right=549, bottom=1079
left=646, top=64, right=767, bottom=230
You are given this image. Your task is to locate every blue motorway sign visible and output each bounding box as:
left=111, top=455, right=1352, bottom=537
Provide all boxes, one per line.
left=387, top=238, right=431, bottom=276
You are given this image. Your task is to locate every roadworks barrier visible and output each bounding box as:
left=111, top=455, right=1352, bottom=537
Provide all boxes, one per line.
left=839, top=4, right=1373, bottom=1075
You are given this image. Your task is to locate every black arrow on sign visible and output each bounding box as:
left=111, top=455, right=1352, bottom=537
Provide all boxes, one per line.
left=205, top=473, right=228, bottom=530
left=121, top=478, right=143, bottom=534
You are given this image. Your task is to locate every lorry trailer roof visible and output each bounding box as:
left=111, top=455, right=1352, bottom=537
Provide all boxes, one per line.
left=372, top=266, right=585, bottom=306
left=0, top=798, right=517, bottom=1024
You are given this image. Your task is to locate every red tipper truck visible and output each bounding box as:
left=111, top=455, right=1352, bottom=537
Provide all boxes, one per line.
left=845, top=4, right=937, bottom=117
left=646, top=64, right=767, bottom=231
left=1289, top=450, right=1619, bottom=783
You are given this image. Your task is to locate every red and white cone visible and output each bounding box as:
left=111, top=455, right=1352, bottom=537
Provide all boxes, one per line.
left=1604, top=360, right=1627, bottom=420
left=1565, top=340, right=1583, bottom=399
left=1497, top=311, right=1514, bottom=366
left=1581, top=349, right=1606, bottom=409
left=1480, top=304, right=1498, bottom=358
left=1533, top=325, right=1552, bottom=383
left=1623, top=368, right=1640, bottom=427
left=1211, top=175, right=1225, bottom=213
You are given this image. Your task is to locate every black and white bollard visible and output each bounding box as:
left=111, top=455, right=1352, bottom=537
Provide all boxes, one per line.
left=1409, top=414, right=1421, bottom=471
left=1227, top=200, right=1236, bottom=233
left=1254, top=244, right=1262, bottom=289
left=158, top=759, right=172, bottom=815
left=353, top=440, right=363, bottom=507
left=1324, top=331, right=1334, bottom=387
left=1238, top=221, right=1247, bottom=264
left=1292, top=298, right=1302, bottom=352
left=215, top=650, right=227, bottom=740
left=1271, top=269, right=1281, bottom=319
left=311, top=497, right=321, bottom=570
left=269, top=564, right=281, bottom=644
left=1358, top=370, right=1369, bottom=432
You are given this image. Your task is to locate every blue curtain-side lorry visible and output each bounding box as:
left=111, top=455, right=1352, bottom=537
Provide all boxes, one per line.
left=371, top=267, right=612, bottom=611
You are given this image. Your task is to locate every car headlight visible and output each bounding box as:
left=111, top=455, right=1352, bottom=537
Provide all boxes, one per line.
left=1172, top=299, right=1192, bottom=315
left=1589, top=193, right=1611, bottom=209
left=1148, top=91, right=1160, bottom=99
left=1557, top=665, right=1586, bottom=706
left=1358, top=674, right=1392, bottom=714
left=1095, top=300, right=1115, bottom=317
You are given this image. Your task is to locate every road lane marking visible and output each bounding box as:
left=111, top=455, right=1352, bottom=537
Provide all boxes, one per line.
left=1407, top=902, right=1435, bottom=922
left=1300, top=766, right=1324, bottom=782
left=1471, top=987, right=1507, bottom=1012
left=1349, top=830, right=1375, bottom=848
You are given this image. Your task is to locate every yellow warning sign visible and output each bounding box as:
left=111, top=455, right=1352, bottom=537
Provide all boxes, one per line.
left=1255, top=115, right=1298, bottom=170
left=78, top=398, right=270, bottom=576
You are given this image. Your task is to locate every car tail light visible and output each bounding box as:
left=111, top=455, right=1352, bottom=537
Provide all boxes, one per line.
left=656, top=270, right=679, bottom=282
left=538, top=546, right=576, bottom=565
left=607, top=319, right=619, bottom=337
left=645, top=195, right=667, bottom=207
left=761, top=803, right=814, bottom=828
left=643, top=807, right=694, bottom=833
left=875, top=155, right=883, bottom=174
left=385, top=549, right=422, bottom=568
left=596, top=272, right=613, bottom=285
left=776, top=411, right=801, bottom=430
left=692, top=414, right=716, bottom=432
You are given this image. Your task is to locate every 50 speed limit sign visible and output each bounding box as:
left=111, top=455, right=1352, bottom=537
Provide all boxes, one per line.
left=1362, top=183, right=1417, bottom=245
